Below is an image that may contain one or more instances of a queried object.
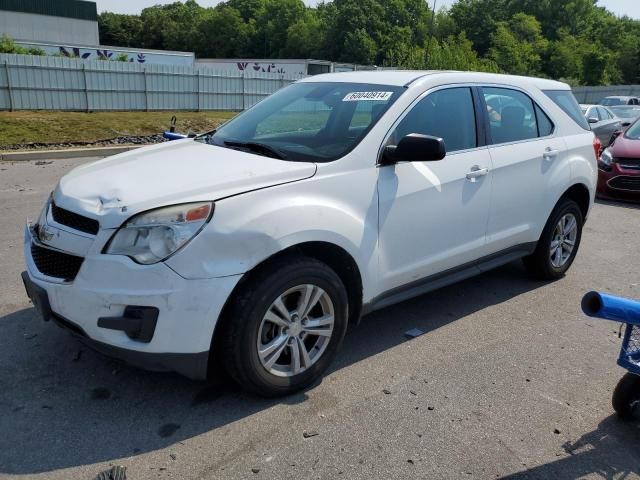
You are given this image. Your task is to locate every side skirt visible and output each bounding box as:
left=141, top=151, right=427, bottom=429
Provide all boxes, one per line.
left=362, top=242, right=537, bottom=315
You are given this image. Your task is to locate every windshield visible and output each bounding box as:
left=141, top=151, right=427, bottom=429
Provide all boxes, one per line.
left=624, top=119, right=640, bottom=140
left=600, top=97, right=626, bottom=106
left=202, top=82, right=404, bottom=162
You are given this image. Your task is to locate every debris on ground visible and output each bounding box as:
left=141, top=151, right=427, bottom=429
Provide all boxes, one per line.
left=303, top=430, right=319, bottom=438
left=34, top=160, right=53, bottom=166
left=404, top=328, right=425, bottom=339
left=95, top=466, right=127, bottom=480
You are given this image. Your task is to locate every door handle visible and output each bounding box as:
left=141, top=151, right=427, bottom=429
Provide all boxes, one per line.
left=466, top=166, right=489, bottom=181
left=543, top=148, right=559, bottom=161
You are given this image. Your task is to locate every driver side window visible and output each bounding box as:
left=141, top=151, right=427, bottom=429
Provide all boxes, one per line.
left=390, top=87, right=477, bottom=153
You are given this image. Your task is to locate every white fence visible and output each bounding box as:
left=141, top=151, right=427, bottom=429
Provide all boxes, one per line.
left=0, top=53, right=305, bottom=112
left=573, top=85, right=640, bottom=104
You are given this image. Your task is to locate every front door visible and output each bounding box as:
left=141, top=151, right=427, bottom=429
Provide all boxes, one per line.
left=378, top=87, right=492, bottom=292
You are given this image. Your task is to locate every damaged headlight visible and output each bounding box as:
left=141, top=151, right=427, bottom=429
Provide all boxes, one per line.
left=600, top=148, right=614, bottom=166
left=105, top=202, right=213, bottom=264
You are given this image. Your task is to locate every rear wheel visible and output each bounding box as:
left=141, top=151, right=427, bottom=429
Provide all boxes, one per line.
left=523, top=198, right=583, bottom=280
left=221, top=256, right=348, bottom=397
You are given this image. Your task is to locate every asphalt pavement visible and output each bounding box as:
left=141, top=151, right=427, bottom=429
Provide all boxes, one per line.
left=0, top=157, right=639, bottom=480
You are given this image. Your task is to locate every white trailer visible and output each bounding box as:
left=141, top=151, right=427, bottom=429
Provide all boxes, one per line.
left=195, top=58, right=335, bottom=76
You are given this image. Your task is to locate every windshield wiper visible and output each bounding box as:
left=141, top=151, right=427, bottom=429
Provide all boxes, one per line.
left=223, top=140, right=287, bottom=160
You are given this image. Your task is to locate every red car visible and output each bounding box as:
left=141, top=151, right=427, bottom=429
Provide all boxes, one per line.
left=598, top=118, right=640, bottom=201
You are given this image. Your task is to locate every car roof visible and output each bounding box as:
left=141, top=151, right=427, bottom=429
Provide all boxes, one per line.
left=604, top=96, right=637, bottom=100
left=297, top=70, right=569, bottom=90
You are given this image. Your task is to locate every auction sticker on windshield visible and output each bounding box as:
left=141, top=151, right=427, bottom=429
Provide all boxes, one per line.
left=343, top=91, right=393, bottom=102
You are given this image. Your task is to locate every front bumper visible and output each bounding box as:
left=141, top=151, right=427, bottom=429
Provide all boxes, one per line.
left=23, top=224, right=242, bottom=380
left=597, top=164, right=640, bottom=202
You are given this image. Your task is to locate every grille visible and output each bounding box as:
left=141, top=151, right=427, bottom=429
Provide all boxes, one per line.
left=30, top=243, right=84, bottom=281
left=608, top=176, right=640, bottom=191
left=51, top=202, right=99, bottom=235
left=616, top=158, right=640, bottom=170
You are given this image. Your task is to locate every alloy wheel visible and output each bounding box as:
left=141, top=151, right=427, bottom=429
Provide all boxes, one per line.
left=549, top=213, right=578, bottom=268
left=257, top=284, right=335, bottom=377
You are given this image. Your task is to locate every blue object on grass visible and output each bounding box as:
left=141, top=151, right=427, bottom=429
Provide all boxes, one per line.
left=163, top=131, right=187, bottom=141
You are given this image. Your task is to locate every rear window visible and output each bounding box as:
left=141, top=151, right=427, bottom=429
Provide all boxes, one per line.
left=543, top=90, right=590, bottom=130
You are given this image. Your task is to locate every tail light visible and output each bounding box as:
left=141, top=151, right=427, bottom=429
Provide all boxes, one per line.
left=593, top=136, right=602, bottom=161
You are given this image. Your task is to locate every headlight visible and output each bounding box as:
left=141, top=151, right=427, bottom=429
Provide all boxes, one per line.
left=600, top=148, right=614, bottom=166
left=105, top=202, right=213, bottom=264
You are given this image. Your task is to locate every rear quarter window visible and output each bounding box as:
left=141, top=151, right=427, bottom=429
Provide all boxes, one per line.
left=543, top=90, right=590, bottom=130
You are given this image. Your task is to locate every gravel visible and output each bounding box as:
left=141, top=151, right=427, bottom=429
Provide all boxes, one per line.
left=0, top=134, right=167, bottom=151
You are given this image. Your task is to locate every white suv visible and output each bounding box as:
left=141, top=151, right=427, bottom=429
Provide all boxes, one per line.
left=22, top=71, right=598, bottom=396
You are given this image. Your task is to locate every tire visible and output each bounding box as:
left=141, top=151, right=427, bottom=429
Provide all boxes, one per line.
left=523, top=198, right=584, bottom=280
left=220, top=256, right=349, bottom=397
left=612, top=373, right=640, bottom=419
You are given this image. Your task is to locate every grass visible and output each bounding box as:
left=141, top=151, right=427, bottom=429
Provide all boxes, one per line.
left=0, top=111, right=238, bottom=148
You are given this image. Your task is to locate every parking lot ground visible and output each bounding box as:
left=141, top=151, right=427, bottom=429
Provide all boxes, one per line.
left=0, top=157, right=639, bottom=480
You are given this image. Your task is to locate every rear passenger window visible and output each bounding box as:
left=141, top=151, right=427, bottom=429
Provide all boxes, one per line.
left=390, top=87, right=477, bottom=153
left=535, top=105, right=554, bottom=136
left=482, top=88, right=538, bottom=144
left=543, top=89, right=590, bottom=130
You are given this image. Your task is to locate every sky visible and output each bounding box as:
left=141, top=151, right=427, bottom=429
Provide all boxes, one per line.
left=96, top=0, right=640, bottom=18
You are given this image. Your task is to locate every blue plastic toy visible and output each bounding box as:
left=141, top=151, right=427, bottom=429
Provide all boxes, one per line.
left=163, top=131, right=187, bottom=141
left=582, top=291, right=640, bottom=418
left=163, top=115, right=188, bottom=141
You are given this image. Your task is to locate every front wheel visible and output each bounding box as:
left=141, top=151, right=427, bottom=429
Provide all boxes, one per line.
left=612, top=373, right=640, bottom=419
left=221, top=257, right=348, bottom=397
left=523, top=198, right=584, bottom=280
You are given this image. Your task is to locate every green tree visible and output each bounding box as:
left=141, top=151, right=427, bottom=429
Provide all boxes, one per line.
left=282, top=9, right=325, bottom=58
left=449, top=0, right=508, bottom=56
left=544, top=30, right=584, bottom=84
left=254, top=0, right=306, bottom=57
left=488, top=13, right=547, bottom=76
left=198, top=7, right=251, bottom=57
left=98, top=13, right=143, bottom=47
left=342, top=28, right=378, bottom=64
left=581, top=50, right=609, bottom=85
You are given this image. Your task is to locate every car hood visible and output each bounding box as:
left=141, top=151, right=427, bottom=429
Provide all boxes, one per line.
left=610, top=134, right=640, bottom=158
left=53, top=139, right=317, bottom=229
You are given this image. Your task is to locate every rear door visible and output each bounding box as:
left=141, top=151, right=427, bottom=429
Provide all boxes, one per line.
left=480, top=86, right=570, bottom=253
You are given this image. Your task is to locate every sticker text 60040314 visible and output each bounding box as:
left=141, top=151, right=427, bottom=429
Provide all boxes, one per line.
left=342, top=92, right=393, bottom=102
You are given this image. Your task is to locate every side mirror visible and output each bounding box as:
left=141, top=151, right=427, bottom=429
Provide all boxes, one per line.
left=587, top=117, right=599, bottom=124
left=622, top=121, right=632, bottom=127
left=381, top=134, right=446, bottom=165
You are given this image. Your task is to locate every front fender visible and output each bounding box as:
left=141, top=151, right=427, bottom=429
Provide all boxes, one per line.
left=166, top=174, right=379, bottom=288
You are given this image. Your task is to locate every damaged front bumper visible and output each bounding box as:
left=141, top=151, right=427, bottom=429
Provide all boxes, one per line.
left=23, top=223, right=242, bottom=380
